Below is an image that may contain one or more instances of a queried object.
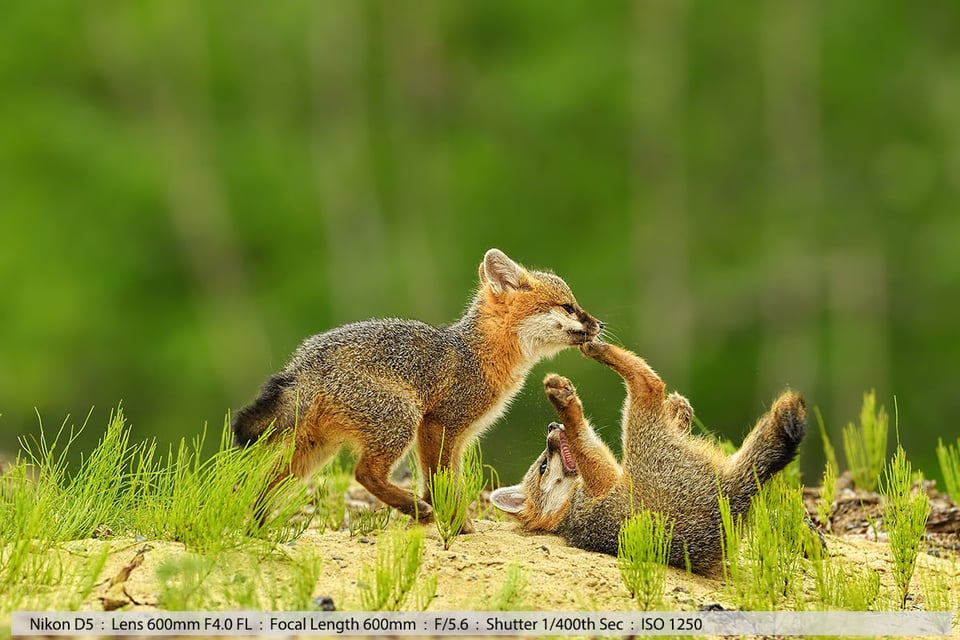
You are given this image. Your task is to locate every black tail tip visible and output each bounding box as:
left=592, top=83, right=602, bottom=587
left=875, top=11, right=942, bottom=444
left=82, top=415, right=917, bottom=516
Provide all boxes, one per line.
left=232, top=409, right=262, bottom=448
left=232, top=371, right=295, bottom=448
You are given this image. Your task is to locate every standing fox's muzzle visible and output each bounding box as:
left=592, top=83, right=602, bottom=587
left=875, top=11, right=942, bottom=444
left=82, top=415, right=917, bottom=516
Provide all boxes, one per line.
left=568, top=310, right=603, bottom=344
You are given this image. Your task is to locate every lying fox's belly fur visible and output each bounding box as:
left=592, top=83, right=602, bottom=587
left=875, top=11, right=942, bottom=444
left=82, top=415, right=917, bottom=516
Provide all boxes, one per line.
left=492, top=341, right=806, bottom=575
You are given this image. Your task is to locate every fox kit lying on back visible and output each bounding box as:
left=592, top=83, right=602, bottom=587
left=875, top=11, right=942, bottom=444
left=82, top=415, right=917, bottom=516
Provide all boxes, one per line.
left=491, top=341, right=806, bottom=574
left=233, top=249, right=602, bottom=525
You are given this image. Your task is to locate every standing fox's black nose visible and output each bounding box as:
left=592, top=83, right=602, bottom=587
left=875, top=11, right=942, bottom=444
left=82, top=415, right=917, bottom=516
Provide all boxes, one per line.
left=597, top=321, right=605, bottom=331
left=548, top=422, right=563, bottom=432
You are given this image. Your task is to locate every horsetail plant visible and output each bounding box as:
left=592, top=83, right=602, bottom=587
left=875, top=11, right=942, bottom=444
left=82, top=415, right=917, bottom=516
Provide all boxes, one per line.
left=935, top=437, right=960, bottom=502
left=842, top=390, right=888, bottom=491
left=428, top=442, right=485, bottom=549
left=358, top=526, right=429, bottom=611
left=882, top=444, right=930, bottom=609
left=815, top=407, right=838, bottom=529
left=617, top=510, right=674, bottom=611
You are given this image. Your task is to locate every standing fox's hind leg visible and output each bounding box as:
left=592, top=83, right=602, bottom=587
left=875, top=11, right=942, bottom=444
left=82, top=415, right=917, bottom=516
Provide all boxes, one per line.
left=417, top=420, right=476, bottom=532
left=356, top=450, right=433, bottom=522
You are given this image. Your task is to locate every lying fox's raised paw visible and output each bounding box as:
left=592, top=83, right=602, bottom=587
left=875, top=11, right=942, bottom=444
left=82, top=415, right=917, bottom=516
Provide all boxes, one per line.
left=544, top=374, right=577, bottom=408
left=543, top=374, right=584, bottom=426
left=579, top=340, right=608, bottom=361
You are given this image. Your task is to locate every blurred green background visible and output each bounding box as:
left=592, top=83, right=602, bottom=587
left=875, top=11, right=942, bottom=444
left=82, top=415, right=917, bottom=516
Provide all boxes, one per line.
left=1, top=1, right=958, bottom=486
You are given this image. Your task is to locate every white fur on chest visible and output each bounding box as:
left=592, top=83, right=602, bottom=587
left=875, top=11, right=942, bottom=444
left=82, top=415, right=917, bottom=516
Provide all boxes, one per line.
left=463, top=362, right=533, bottom=442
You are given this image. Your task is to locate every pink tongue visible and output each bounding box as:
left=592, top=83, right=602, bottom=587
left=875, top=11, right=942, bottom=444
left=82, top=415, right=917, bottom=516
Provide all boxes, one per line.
left=558, top=432, right=577, bottom=472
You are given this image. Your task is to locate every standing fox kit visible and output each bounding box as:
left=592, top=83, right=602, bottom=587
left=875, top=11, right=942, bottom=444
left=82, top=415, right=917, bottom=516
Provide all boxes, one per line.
left=491, top=341, right=806, bottom=574
left=233, top=249, right=602, bottom=524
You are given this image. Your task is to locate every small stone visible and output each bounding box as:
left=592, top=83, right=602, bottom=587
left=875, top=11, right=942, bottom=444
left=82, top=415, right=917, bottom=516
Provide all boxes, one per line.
left=312, top=596, right=335, bottom=611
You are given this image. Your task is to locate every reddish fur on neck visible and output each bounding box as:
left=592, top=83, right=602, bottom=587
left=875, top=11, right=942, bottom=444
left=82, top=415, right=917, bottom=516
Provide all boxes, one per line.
left=518, top=495, right=572, bottom=532
left=474, top=289, right=528, bottom=393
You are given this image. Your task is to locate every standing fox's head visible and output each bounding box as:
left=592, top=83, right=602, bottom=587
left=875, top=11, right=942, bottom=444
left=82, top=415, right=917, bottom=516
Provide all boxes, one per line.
left=477, top=249, right=603, bottom=361
left=490, top=422, right=579, bottom=531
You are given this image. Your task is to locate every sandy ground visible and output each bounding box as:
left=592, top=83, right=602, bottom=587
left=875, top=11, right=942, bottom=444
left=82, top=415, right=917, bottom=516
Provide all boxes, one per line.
left=70, top=509, right=959, bottom=614
left=5, top=479, right=960, bottom=639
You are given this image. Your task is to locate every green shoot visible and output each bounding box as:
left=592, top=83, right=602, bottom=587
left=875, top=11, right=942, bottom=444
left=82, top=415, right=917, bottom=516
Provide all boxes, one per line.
left=283, top=550, right=324, bottom=610
left=358, top=526, right=428, bottom=611
left=816, top=406, right=839, bottom=475
left=347, top=507, right=393, bottom=537
left=919, top=564, right=950, bottom=612
left=156, top=554, right=217, bottom=610
left=64, top=543, right=111, bottom=610
left=741, top=475, right=807, bottom=609
left=489, top=562, right=528, bottom=610
left=617, top=510, right=674, bottom=611
left=781, top=458, right=802, bottom=487
left=413, top=571, right=438, bottom=612
left=935, top=437, right=960, bottom=501
left=836, top=558, right=882, bottom=611
left=717, top=484, right=744, bottom=601
left=882, top=444, right=930, bottom=608
left=132, top=420, right=308, bottom=551
left=815, top=406, right=838, bottom=529
left=842, top=390, right=888, bottom=491
left=817, top=457, right=838, bottom=531
left=314, top=454, right=353, bottom=532
left=428, top=442, right=485, bottom=549
left=803, top=529, right=881, bottom=611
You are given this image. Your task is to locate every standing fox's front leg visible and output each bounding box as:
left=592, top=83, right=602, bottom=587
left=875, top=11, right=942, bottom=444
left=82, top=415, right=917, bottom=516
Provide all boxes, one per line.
left=543, top=374, right=621, bottom=497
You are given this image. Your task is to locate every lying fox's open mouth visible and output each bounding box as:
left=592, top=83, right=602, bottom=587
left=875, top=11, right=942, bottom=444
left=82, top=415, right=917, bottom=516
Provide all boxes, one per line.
left=556, top=429, right=577, bottom=475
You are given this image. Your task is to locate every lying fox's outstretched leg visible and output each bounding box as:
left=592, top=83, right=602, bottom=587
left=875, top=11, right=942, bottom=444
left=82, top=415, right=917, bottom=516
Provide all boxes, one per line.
left=721, top=391, right=807, bottom=514
left=579, top=342, right=665, bottom=409
left=543, top=374, right=620, bottom=497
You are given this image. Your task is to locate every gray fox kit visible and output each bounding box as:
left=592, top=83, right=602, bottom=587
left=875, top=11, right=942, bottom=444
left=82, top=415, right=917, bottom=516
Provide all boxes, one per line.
left=491, top=341, right=806, bottom=574
left=234, top=249, right=602, bottom=525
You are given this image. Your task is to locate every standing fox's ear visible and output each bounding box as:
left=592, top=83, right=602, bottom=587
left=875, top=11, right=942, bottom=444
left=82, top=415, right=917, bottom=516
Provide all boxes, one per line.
left=480, top=249, right=528, bottom=294
left=490, top=485, right=527, bottom=514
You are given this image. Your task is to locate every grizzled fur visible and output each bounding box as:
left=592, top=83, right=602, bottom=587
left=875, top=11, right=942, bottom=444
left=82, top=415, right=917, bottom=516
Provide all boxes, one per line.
left=234, top=249, right=602, bottom=525
left=492, top=342, right=806, bottom=574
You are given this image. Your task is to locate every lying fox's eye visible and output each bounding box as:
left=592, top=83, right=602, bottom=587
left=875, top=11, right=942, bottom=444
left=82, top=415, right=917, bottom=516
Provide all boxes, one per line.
left=539, top=458, right=548, bottom=475
left=561, top=303, right=576, bottom=314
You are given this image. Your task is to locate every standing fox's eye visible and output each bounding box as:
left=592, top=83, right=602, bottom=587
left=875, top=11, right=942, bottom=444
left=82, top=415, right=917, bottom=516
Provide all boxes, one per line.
left=539, top=458, right=548, bottom=475
left=561, top=303, right=576, bottom=314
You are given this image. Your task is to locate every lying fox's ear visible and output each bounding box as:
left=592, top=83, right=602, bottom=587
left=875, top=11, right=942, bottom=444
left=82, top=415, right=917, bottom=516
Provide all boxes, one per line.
left=490, top=485, right=527, bottom=514
left=480, top=249, right=529, bottom=294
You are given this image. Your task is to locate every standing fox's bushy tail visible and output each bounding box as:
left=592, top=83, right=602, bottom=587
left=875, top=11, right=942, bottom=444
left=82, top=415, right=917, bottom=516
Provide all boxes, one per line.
left=720, top=391, right=807, bottom=514
left=232, top=372, right=297, bottom=446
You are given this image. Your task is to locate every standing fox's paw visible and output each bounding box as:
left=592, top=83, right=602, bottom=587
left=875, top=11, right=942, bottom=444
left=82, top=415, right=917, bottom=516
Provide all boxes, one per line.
left=664, top=392, right=694, bottom=433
